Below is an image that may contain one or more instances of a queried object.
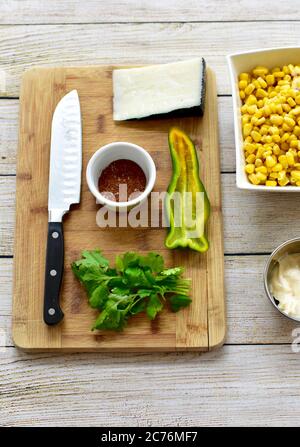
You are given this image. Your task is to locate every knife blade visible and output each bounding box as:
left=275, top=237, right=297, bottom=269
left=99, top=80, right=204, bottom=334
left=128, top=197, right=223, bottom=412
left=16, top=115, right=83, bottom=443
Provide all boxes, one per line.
left=44, top=89, right=82, bottom=325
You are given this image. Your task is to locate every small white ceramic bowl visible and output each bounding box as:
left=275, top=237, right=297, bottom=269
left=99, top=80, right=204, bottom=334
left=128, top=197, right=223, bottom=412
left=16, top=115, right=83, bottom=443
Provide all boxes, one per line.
left=227, top=46, right=300, bottom=192
left=86, top=142, right=156, bottom=210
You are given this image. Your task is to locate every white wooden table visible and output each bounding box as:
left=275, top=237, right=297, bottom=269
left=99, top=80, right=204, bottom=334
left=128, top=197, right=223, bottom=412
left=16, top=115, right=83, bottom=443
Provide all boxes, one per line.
left=1, top=0, right=300, bottom=427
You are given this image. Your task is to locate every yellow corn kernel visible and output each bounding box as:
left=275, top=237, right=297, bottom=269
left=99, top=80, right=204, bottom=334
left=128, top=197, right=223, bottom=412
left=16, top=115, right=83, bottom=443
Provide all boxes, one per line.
left=251, top=116, right=259, bottom=125
left=241, top=104, right=248, bottom=114
left=255, top=166, right=268, bottom=174
left=278, top=155, right=288, bottom=168
left=283, top=103, right=292, bottom=113
left=247, top=105, right=257, bottom=115
left=256, top=88, right=268, bottom=98
left=286, top=151, right=295, bottom=165
left=255, top=158, right=263, bottom=167
left=263, top=105, right=272, bottom=116
left=281, top=132, right=290, bottom=142
left=284, top=116, right=296, bottom=128
left=251, top=130, right=261, bottom=142
left=272, top=163, right=283, bottom=172
left=272, top=143, right=281, bottom=154
left=295, top=95, right=300, bottom=105
left=245, top=94, right=257, bottom=106
left=296, top=181, right=300, bottom=186
left=253, top=66, right=268, bottom=77
left=245, top=164, right=255, bottom=174
left=294, top=126, right=300, bottom=136
left=265, top=155, right=276, bottom=168
left=266, top=180, right=277, bottom=186
left=278, top=80, right=289, bottom=86
left=260, top=124, right=269, bottom=135
left=239, top=80, right=248, bottom=90
left=291, top=170, right=300, bottom=181
left=278, top=171, right=289, bottom=186
left=239, top=90, right=246, bottom=100
left=245, top=135, right=253, bottom=143
left=256, top=117, right=266, bottom=126
left=243, top=123, right=252, bottom=137
left=255, top=172, right=267, bottom=183
left=270, top=114, right=283, bottom=126
left=269, top=126, right=279, bottom=135
left=294, top=163, right=300, bottom=170
left=253, top=80, right=260, bottom=89
left=248, top=173, right=260, bottom=185
left=269, top=91, right=277, bottom=99
left=273, top=71, right=285, bottom=78
left=244, top=143, right=256, bottom=154
left=262, top=135, right=272, bottom=144
left=275, top=104, right=283, bottom=114
left=257, top=77, right=267, bottom=88
left=265, top=74, right=275, bottom=85
left=287, top=97, right=296, bottom=107
left=272, top=134, right=281, bottom=144
left=256, top=146, right=265, bottom=159
left=290, top=140, right=299, bottom=148
left=293, top=106, right=300, bottom=116
left=239, top=73, right=249, bottom=81
left=246, top=154, right=256, bottom=164
left=282, top=123, right=292, bottom=132
left=242, top=115, right=250, bottom=125
left=245, top=83, right=255, bottom=96
left=269, top=172, right=279, bottom=179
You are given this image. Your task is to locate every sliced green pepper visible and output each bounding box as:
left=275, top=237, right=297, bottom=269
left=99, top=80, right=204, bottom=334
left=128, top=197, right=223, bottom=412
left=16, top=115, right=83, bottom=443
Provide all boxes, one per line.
left=165, top=127, right=210, bottom=253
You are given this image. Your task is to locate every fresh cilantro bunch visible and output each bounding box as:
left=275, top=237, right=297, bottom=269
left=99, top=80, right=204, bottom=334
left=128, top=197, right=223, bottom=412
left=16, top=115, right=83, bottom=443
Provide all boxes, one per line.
left=71, top=250, right=191, bottom=331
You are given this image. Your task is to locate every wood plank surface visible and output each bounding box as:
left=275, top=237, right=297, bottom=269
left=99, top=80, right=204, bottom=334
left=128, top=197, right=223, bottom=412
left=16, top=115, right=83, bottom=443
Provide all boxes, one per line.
left=1, top=1, right=300, bottom=24
left=1, top=345, right=300, bottom=427
left=2, top=22, right=300, bottom=96
left=12, top=66, right=225, bottom=351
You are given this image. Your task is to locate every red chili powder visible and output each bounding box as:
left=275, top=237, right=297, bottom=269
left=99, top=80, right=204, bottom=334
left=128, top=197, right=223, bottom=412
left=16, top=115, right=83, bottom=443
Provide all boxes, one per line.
left=98, top=159, right=146, bottom=202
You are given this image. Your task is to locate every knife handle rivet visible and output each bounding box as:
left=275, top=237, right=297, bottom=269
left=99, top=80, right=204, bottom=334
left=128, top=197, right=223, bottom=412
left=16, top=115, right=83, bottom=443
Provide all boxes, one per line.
left=50, top=269, right=57, bottom=277
left=48, top=308, right=56, bottom=316
left=52, top=231, right=59, bottom=239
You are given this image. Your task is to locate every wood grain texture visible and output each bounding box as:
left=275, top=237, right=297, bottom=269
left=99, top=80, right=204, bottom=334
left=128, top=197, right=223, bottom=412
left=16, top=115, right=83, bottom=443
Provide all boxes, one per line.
left=1, top=0, right=300, bottom=24
left=2, top=255, right=298, bottom=346
left=1, top=345, right=300, bottom=427
left=2, top=22, right=300, bottom=96
left=12, top=66, right=225, bottom=351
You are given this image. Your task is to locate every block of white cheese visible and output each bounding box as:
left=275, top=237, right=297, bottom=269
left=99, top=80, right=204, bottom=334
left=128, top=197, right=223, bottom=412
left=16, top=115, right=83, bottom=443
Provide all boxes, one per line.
left=113, top=58, right=206, bottom=121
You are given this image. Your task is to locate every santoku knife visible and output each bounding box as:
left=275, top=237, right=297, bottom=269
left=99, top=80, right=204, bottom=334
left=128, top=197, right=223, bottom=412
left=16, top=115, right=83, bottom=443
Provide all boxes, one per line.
left=44, top=90, right=82, bottom=325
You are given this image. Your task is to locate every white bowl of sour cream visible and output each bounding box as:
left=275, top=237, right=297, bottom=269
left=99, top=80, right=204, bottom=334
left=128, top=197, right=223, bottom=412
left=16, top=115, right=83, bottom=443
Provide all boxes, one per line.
left=264, top=238, right=300, bottom=322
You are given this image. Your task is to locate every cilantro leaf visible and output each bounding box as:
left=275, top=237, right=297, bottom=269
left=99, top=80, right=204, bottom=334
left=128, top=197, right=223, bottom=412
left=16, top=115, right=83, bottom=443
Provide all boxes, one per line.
left=146, top=294, right=163, bottom=320
left=88, top=284, right=109, bottom=309
left=139, top=252, right=164, bottom=273
left=81, top=249, right=109, bottom=267
left=169, top=295, right=192, bottom=312
left=72, top=249, right=191, bottom=331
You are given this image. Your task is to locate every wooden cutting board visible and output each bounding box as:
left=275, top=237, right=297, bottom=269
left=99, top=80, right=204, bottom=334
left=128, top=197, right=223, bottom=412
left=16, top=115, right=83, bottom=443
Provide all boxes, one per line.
left=12, top=65, right=225, bottom=351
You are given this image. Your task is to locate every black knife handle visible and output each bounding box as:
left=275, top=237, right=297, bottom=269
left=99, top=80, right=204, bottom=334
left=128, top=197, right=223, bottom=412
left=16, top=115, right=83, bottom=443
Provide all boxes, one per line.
left=43, top=222, right=64, bottom=325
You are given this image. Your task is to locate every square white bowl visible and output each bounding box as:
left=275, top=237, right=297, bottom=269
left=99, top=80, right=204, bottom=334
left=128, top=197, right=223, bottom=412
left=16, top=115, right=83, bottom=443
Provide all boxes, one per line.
left=227, top=47, right=300, bottom=192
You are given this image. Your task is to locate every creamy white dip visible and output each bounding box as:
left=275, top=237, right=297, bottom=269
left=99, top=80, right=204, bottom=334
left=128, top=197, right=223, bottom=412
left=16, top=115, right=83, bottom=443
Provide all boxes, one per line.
left=270, top=253, right=300, bottom=318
